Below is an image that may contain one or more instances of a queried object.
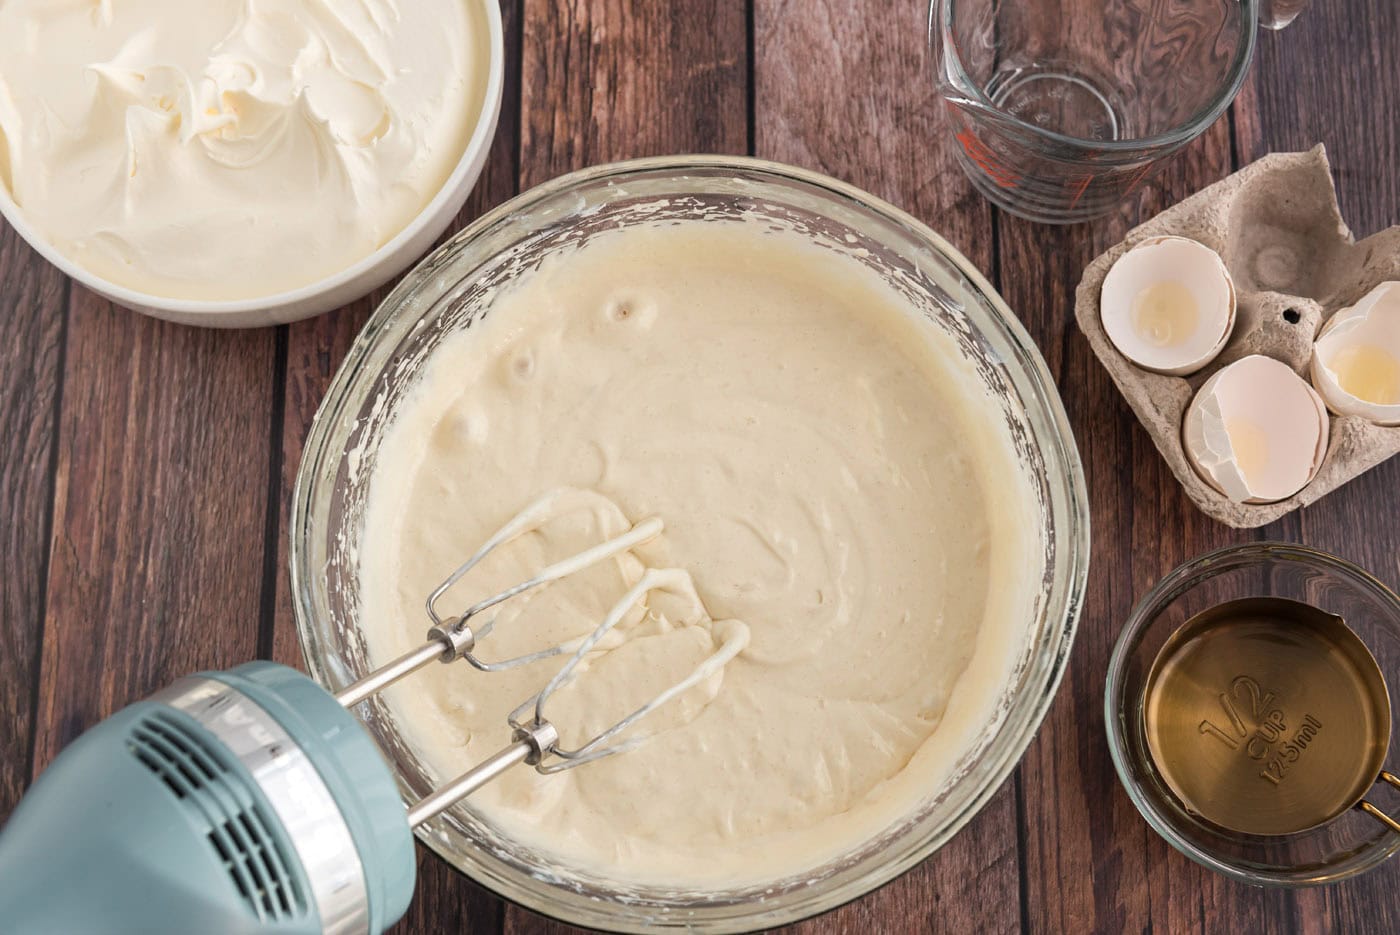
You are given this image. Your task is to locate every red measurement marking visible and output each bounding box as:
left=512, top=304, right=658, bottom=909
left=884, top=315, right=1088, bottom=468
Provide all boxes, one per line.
left=1123, top=160, right=1157, bottom=197
left=954, top=126, right=1020, bottom=189
left=1066, top=172, right=1094, bottom=209
left=1065, top=147, right=1106, bottom=210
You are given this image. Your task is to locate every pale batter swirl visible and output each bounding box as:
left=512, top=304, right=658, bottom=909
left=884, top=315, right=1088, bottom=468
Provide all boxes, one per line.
left=359, top=220, right=1039, bottom=887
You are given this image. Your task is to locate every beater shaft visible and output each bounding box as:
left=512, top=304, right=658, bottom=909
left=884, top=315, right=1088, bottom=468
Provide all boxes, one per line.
left=335, top=641, right=446, bottom=708
left=405, top=722, right=559, bottom=827
left=404, top=744, right=528, bottom=827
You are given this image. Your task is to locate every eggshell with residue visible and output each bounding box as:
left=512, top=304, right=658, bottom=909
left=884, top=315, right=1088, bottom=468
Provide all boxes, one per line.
left=1184, top=355, right=1329, bottom=503
left=1101, top=236, right=1236, bottom=376
left=1311, top=281, right=1400, bottom=425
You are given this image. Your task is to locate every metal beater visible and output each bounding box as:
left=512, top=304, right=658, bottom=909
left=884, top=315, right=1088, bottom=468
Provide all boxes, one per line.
left=0, top=488, right=747, bottom=935
left=343, top=487, right=748, bottom=825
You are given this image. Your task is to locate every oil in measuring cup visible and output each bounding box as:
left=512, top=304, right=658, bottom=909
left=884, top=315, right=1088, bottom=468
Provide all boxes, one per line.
left=1143, top=597, right=1394, bottom=837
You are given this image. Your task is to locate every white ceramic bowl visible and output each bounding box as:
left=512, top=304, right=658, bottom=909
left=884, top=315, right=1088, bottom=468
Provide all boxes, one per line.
left=0, top=2, right=503, bottom=329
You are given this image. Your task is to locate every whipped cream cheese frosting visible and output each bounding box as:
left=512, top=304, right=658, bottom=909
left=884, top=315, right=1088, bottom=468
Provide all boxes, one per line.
left=359, top=219, right=1041, bottom=887
left=0, top=0, right=488, bottom=300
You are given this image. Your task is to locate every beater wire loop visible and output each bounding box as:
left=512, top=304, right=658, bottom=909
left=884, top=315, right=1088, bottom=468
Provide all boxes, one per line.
left=508, top=568, right=750, bottom=773
left=423, top=487, right=663, bottom=671
left=347, top=486, right=749, bottom=821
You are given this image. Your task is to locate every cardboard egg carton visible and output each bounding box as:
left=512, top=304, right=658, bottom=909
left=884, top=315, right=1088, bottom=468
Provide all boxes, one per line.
left=1075, top=146, right=1400, bottom=528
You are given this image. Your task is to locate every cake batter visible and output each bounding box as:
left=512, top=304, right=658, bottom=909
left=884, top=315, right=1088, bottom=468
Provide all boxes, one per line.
left=359, top=219, right=1040, bottom=887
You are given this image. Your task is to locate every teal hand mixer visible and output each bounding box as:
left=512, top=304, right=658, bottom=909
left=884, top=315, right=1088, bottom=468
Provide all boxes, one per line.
left=0, top=493, right=746, bottom=934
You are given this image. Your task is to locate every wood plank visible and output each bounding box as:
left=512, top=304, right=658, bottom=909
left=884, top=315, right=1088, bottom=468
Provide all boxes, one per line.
left=775, top=786, right=1021, bottom=935
left=397, top=850, right=505, bottom=935
left=516, top=0, right=748, bottom=190
left=1233, top=3, right=1400, bottom=929
left=0, top=225, right=67, bottom=816
left=754, top=2, right=1008, bottom=932
left=32, top=291, right=276, bottom=770
left=754, top=0, right=994, bottom=269
left=499, top=1, right=747, bottom=932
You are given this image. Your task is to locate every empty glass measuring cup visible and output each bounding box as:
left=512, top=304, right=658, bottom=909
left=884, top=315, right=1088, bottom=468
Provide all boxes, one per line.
left=930, top=0, right=1308, bottom=224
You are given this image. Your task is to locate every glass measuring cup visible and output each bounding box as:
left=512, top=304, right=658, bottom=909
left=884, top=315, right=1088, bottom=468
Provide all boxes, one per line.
left=1143, top=597, right=1400, bottom=839
left=930, top=0, right=1308, bottom=224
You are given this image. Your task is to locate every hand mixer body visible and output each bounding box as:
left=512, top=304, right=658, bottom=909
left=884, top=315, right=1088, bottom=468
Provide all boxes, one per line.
left=0, top=500, right=742, bottom=934
left=0, top=662, right=416, bottom=935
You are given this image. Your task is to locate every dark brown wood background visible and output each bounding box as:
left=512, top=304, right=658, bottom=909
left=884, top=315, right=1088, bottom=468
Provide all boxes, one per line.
left=2, top=2, right=1397, bottom=932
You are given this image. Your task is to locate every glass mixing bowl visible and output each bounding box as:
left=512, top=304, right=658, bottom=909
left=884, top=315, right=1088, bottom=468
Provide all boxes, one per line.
left=290, top=156, right=1090, bottom=932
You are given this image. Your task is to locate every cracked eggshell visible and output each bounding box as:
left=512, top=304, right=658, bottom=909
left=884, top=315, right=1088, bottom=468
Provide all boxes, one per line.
left=1100, top=235, right=1236, bottom=376
left=1311, top=281, right=1400, bottom=425
left=1183, top=355, right=1329, bottom=503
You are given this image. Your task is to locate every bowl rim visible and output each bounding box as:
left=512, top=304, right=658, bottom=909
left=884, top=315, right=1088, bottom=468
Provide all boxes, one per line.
left=0, top=0, right=504, bottom=321
left=290, top=153, right=1091, bottom=931
left=1104, top=540, right=1400, bottom=886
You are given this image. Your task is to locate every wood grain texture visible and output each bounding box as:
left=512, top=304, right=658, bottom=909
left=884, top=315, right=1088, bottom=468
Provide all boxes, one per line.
left=0, top=225, right=66, bottom=817
left=399, top=849, right=505, bottom=935
left=3, top=2, right=1399, bottom=933
left=754, top=2, right=1013, bottom=933
left=754, top=0, right=994, bottom=269
left=33, top=290, right=276, bottom=770
left=517, top=0, right=748, bottom=190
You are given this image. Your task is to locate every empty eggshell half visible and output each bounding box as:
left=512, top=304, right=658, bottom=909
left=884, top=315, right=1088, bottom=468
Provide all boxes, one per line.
left=1310, top=281, right=1400, bottom=425
left=1101, top=236, right=1236, bottom=375
left=1183, top=355, right=1329, bottom=503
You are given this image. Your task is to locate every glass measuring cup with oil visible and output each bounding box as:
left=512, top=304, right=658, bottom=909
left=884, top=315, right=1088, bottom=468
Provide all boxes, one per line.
left=1107, top=543, right=1400, bottom=886
left=1145, top=597, right=1399, bottom=838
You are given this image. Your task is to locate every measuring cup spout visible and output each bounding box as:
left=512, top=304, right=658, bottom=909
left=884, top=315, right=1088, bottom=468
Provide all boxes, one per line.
left=1258, top=0, right=1310, bottom=30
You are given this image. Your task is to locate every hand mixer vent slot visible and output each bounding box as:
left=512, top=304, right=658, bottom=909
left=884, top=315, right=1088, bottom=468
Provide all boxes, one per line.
left=126, top=711, right=308, bottom=923
left=128, top=712, right=222, bottom=798
left=207, top=810, right=300, bottom=921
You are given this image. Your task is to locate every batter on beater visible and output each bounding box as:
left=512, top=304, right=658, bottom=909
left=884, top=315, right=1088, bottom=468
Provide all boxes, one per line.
left=358, top=219, right=1040, bottom=887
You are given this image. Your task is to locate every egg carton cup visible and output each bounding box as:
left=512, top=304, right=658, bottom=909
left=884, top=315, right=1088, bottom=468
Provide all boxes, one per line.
left=1075, top=146, right=1400, bottom=528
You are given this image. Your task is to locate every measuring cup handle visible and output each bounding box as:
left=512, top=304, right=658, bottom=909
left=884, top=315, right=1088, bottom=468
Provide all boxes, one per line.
left=1257, top=0, right=1310, bottom=30
left=1359, top=801, right=1400, bottom=834
left=1358, top=772, right=1400, bottom=834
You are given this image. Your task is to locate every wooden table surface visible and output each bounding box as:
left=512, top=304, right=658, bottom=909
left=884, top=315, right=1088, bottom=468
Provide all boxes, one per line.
left=3, top=2, right=1398, bottom=932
